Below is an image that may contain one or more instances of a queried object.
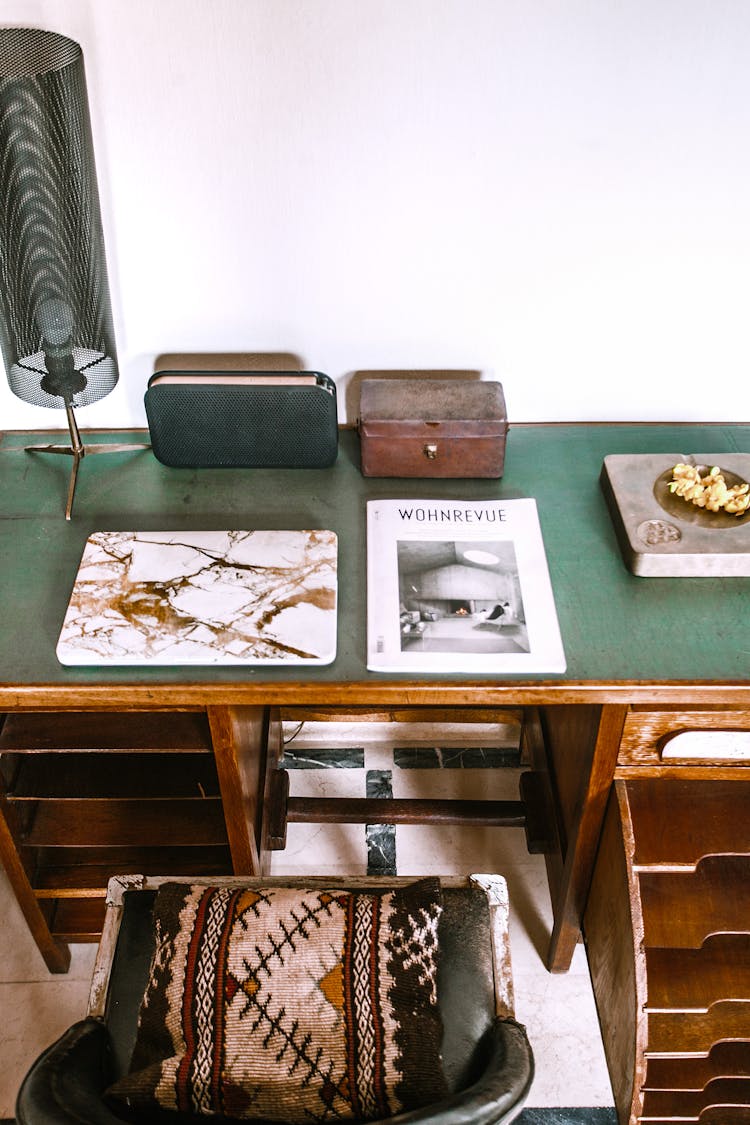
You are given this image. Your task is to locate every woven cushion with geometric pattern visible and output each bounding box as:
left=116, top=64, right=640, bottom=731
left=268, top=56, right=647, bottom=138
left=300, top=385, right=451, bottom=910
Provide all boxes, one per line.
left=105, top=880, right=447, bottom=1122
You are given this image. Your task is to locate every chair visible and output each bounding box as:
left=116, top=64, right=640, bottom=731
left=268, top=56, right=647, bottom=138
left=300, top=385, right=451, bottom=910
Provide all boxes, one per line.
left=17, top=874, right=534, bottom=1125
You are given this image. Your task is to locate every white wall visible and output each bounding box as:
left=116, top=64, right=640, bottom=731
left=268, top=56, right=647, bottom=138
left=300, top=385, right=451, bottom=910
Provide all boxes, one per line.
left=2, top=0, right=749, bottom=429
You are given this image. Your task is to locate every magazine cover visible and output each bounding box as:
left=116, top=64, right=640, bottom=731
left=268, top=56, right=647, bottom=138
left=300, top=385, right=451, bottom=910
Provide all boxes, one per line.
left=366, top=498, right=565, bottom=673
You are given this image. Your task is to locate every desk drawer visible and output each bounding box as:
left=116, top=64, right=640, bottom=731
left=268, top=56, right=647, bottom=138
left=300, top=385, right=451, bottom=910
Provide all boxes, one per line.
left=645, top=1001, right=750, bottom=1057
left=645, top=935, right=750, bottom=1008
left=641, top=1081, right=750, bottom=1122
left=644, top=1043, right=750, bottom=1090
left=619, top=707, right=750, bottom=767
left=639, top=856, right=750, bottom=946
left=585, top=776, right=750, bottom=1124
left=625, top=777, right=750, bottom=866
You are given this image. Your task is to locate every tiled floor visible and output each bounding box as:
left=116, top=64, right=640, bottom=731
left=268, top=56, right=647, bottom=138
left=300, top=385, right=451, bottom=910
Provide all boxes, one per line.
left=0, top=718, right=615, bottom=1118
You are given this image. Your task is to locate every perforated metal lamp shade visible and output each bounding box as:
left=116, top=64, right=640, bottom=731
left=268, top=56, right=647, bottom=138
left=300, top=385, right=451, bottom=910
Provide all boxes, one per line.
left=0, top=27, right=118, bottom=407
left=0, top=28, right=148, bottom=518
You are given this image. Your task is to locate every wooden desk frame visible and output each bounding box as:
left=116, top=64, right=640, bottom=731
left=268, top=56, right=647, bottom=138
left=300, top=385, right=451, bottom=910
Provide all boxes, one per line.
left=3, top=684, right=750, bottom=978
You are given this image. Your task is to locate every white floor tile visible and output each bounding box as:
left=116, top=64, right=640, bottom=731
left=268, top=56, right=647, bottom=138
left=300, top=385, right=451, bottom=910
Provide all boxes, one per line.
left=0, top=980, right=93, bottom=1117
left=514, top=968, right=615, bottom=1106
left=272, top=821, right=369, bottom=872
left=0, top=866, right=97, bottom=984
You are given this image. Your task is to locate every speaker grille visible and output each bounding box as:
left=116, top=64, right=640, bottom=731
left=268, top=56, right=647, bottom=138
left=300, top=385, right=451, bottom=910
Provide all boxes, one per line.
left=145, top=382, right=339, bottom=469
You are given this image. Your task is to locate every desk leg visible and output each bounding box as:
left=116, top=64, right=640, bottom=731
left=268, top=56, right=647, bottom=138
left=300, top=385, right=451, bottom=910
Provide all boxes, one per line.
left=535, top=704, right=627, bottom=973
left=208, top=705, right=270, bottom=877
left=0, top=799, right=70, bottom=973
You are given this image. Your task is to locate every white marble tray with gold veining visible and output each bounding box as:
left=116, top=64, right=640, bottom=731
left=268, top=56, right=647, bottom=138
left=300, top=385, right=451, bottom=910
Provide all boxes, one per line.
left=56, top=530, right=338, bottom=666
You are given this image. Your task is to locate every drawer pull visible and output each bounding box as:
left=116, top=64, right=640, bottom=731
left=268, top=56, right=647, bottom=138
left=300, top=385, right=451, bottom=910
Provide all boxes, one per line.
left=661, top=730, right=750, bottom=762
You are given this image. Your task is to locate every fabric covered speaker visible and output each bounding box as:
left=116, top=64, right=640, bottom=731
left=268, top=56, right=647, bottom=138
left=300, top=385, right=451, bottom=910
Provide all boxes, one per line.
left=144, top=371, right=338, bottom=469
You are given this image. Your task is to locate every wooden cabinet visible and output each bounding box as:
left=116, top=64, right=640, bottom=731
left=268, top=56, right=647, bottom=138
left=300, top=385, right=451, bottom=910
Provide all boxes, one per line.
left=0, top=706, right=270, bottom=971
left=585, top=708, right=750, bottom=1125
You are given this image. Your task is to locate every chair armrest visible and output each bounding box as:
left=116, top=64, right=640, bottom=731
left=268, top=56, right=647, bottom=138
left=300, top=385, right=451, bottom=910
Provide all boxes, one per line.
left=16, top=1016, right=126, bottom=1125
left=17, top=1015, right=532, bottom=1125
left=384, top=1019, right=534, bottom=1125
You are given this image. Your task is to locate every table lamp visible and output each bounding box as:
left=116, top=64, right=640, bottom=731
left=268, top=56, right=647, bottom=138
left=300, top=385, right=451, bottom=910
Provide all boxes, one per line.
left=0, top=27, right=148, bottom=519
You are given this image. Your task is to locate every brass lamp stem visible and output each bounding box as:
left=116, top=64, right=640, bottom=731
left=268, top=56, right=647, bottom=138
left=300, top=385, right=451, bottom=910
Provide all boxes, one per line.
left=25, top=407, right=150, bottom=520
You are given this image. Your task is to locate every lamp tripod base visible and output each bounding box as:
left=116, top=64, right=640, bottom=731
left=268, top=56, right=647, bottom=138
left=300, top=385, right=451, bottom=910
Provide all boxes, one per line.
left=25, top=405, right=150, bottom=520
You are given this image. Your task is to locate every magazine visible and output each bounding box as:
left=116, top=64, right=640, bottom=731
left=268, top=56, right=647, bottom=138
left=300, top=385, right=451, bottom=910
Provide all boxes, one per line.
left=366, top=498, right=565, bottom=673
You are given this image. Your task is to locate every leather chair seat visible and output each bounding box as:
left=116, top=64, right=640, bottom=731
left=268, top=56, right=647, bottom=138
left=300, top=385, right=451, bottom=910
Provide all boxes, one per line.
left=17, top=877, right=533, bottom=1124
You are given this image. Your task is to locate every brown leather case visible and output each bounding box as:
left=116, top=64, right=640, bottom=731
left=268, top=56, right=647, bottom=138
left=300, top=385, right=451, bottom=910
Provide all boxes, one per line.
left=358, top=379, right=507, bottom=478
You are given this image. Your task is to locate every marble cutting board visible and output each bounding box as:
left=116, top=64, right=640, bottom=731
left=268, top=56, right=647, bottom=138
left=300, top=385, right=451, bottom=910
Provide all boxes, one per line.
left=56, top=530, right=338, bottom=666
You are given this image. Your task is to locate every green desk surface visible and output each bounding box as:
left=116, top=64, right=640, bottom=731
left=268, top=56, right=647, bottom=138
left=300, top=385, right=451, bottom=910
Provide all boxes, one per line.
left=1, top=424, right=749, bottom=697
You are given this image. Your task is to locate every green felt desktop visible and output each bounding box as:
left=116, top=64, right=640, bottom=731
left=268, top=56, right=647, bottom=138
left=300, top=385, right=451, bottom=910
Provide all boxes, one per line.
left=1, top=423, right=749, bottom=688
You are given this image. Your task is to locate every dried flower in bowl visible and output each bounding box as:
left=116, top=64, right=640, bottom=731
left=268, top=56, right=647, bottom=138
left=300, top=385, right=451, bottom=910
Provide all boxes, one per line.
left=668, top=463, right=750, bottom=516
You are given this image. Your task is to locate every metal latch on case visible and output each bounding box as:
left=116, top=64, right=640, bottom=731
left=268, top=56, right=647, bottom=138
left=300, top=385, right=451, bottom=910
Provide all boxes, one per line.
left=423, top=443, right=438, bottom=460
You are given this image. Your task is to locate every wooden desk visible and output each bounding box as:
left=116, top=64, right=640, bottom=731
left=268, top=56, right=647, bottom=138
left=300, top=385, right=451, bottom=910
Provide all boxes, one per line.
left=1, top=425, right=748, bottom=1016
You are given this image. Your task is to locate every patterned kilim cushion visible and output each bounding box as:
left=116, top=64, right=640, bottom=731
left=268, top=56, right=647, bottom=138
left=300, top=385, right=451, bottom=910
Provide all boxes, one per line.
left=107, top=880, right=447, bottom=1122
